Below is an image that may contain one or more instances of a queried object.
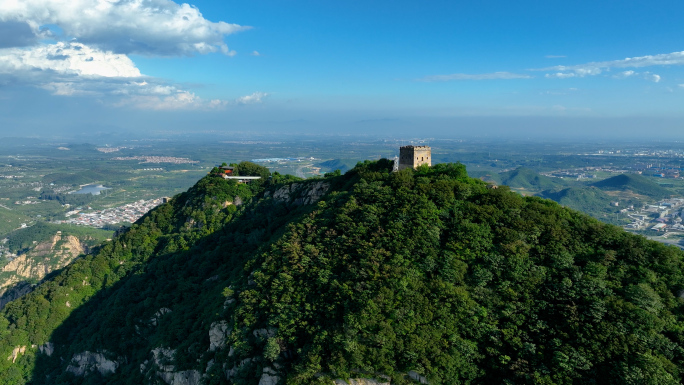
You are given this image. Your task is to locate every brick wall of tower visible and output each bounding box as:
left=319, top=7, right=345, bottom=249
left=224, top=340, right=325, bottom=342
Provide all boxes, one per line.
left=398, top=146, right=431, bottom=170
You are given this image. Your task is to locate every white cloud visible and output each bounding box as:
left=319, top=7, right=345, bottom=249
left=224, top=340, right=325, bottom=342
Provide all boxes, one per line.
left=119, top=91, right=201, bottom=110
left=251, top=51, right=261, bottom=56
left=419, top=72, right=532, bottom=81
left=0, top=1, right=257, bottom=109
left=615, top=70, right=637, bottom=78
left=536, top=50, right=684, bottom=78
left=0, top=42, right=141, bottom=78
left=235, top=92, right=268, bottom=104
left=0, top=42, right=233, bottom=109
left=0, top=0, right=248, bottom=56
left=545, top=73, right=576, bottom=79
left=679, top=84, right=684, bottom=88
left=611, top=70, right=661, bottom=82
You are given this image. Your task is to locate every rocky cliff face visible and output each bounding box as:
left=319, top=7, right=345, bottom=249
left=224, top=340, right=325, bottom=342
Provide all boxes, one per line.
left=267, top=180, right=330, bottom=206
left=0, top=233, right=86, bottom=305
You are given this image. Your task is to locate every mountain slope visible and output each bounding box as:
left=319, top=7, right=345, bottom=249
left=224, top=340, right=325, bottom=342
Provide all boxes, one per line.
left=316, top=159, right=359, bottom=174
left=540, top=186, right=616, bottom=213
left=499, top=167, right=562, bottom=191
left=591, top=173, right=672, bottom=199
left=0, top=161, right=683, bottom=384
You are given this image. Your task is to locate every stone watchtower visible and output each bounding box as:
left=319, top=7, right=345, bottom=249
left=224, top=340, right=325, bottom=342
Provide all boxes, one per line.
left=398, top=145, right=431, bottom=171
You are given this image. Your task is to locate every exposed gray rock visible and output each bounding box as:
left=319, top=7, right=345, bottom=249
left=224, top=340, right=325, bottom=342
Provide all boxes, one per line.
left=259, top=366, right=280, bottom=385
left=152, top=347, right=176, bottom=372
left=272, top=181, right=330, bottom=206
left=150, top=307, right=172, bottom=326
left=408, top=371, right=428, bottom=384
left=225, top=358, right=252, bottom=380
left=38, top=342, right=54, bottom=357
left=66, top=351, right=118, bottom=376
left=296, top=181, right=330, bottom=205
left=208, top=321, right=230, bottom=351
left=272, top=185, right=292, bottom=202
left=157, top=369, right=201, bottom=385
left=333, top=379, right=391, bottom=385
left=223, top=297, right=236, bottom=308
left=148, top=347, right=201, bottom=385
left=253, top=327, right=277, bottom=339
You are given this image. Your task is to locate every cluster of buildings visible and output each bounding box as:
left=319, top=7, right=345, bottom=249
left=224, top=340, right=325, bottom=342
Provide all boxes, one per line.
left=60, top=198, right=165, bottom=228
left=630, top=164, right=681, bottom=178
left=96, top=147, right=125, bottom=153
left=625, top=198, right=684, bottom=232
left=542, top=166, right=620, bottom=179
left=111, top=156, right=198, bottom=164
left=14, top=199, right=39, bottom=205
left=215, top=166, right=263, bottom=183
left=251, top=157, right=316, bottom=163
left=544, top=171, right=598, bottom=180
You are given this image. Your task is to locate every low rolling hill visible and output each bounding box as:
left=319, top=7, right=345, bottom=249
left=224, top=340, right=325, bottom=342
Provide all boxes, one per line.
left=467, top=170, right=502, bottom=185
left=540, top=186, right=618, bottom=219
left=316, top=159, right=360, bottom=173
left=498, top=167, right=564, bottom=191
left=590, top=173, right=672, bottom=199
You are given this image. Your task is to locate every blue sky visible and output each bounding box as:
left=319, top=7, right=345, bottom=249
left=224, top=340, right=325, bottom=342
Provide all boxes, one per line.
left=1, top=0, right=683, bottom=138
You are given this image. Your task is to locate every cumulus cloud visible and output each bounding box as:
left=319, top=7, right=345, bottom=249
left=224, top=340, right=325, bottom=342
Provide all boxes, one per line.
left=610, top=70, right=661, bottom=82
left=418, top=71, right=532, bottom=82
left=0, top=42, right=235, bottom=109
left=0, top=0, right=248, bottom=56
left=545, top=73, right=576, bottom=79
left=235, top=91, right=268, bottom=104
left=0, top=0, right=254, bottom=109
left=0, top=42, right=141, bottom=78
left=615, top=70, right=637, bottom=78
left=536, top=50, right=684, bottom=78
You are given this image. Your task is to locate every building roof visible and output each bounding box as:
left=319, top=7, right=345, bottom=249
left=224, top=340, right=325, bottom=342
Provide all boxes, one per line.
left=223, top=176, right=261, bottom=180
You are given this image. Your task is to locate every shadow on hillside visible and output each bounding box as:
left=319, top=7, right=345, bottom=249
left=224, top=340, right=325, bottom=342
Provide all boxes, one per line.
left=0, top=281, right=36, bottom=310
left=25, top=192, right=321, bottom=384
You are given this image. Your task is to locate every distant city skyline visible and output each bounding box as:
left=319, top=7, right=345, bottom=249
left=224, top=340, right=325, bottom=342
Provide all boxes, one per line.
left=1, top=0, right=683, bottom=138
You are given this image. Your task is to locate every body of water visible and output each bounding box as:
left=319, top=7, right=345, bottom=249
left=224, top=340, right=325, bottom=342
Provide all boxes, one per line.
left=72, top=184, right=110, bottom=195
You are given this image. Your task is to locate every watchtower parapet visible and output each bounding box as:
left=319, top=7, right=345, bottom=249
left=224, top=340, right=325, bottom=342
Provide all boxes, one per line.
left=398, top=146, right=431, bottom=171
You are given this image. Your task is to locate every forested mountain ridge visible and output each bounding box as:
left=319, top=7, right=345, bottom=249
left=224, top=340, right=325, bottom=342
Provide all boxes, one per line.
left=0, top=160, right=683, bottom=384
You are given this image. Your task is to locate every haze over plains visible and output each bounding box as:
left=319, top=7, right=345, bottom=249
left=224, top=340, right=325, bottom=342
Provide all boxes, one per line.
left=0, top=0, right=683, bottom=139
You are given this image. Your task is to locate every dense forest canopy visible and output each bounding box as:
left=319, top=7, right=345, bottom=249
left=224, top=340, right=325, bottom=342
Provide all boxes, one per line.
left=0, top=160, right=682, bottom=384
